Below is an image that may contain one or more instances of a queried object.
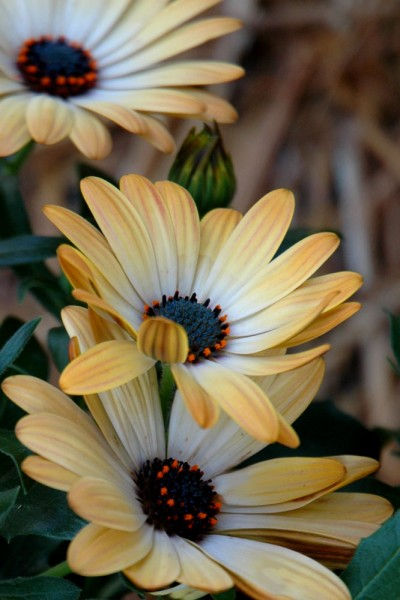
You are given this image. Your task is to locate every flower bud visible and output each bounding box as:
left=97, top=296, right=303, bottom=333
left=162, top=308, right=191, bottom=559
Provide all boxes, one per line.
left=168, top=124, right=236, bottom=216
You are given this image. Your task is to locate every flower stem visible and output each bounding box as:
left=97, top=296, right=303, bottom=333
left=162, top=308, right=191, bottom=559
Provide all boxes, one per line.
left=159, top=363, right=176, bottom=432
left=42, top=560, right=72, bottom=578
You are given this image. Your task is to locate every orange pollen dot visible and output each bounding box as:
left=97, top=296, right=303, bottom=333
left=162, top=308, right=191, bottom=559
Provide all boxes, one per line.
left=209, top=517, right=218, bottom=526
left=184, top=514, right=194, bottom=521
left=26, top=65, right=38, bottom=73
left=202, top=347, right=211, bottom=357
left=190, top=465, right=199, bottom=472
left=56, top=75, right=66, bottom=85
left=40, top=76, right=50, bottom=86
left=223, top=327, right=231, bottom=335
left=152, top=300, right=160, bottom=307
left=211, top=501, right=222, bottom=510
left=156, top=471, right=164, bottom=479
left=214, top=343, right=221, bottom=350
left=68, top=76, right=77, bottom=84
left=220, top=339, right=227, bottom=348
left=198, top=512, right=207, bottom=519
left=85, top=72, right=97, bottom=82
left=162, top=465, right=170, bottom=473
left=160, top=487, right=168, bottom=496
left=219, top=315, right=227, bottom=322
left=187, top=353, right=196, bottom=362
left=167, top=498, right=175, bottom=507
left=171, top=460, right=179, bottom=468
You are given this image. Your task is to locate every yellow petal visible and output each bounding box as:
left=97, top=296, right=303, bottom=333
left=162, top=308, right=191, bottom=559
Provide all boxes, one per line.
left=276, top=413, right=300, bottom=449
left=174, top=537, right=233, bottom=592
left=72, top=288, right=137, bottom=339
left=67, top=523, right=153, bottom=576
left=129, top=61, right=244, bottom=87
left=22, top=455, right=78, bottom=492
left=68, top=477, right=145, bottom=532
left=215, top=457, right=345, bottom=506
left=0, top=95, right=31, bottom=156
left=190, top=361, right=280, bottom=443
left=137, top=317, right=189, bottom=363
left=138, top=114, right=175, bottom=153
left=59, top=340, right=154, bottom=395
left=26, top=95, right=72, bottom=144
left=57, top=244, right=94, bottom=292
left=171, top=363, right=219, bottom=428
left=179, top=89, right=238, bottom=123
left=70, top=107, right=112, bottom=159
left=78, top=101, right=147, bottom=134
left=124, top=530, right=180, bottom=590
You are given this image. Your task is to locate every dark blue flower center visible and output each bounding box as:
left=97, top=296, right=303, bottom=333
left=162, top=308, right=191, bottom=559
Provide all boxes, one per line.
left=143, top=291, right=230, bottom=362
left=17, top=36, right=97, bottom=98
left=135, top=457, right=221, bottom=541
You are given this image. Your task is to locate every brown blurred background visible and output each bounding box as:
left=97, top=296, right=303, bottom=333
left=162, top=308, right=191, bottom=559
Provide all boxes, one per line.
left=2, top=0, right=400, bottom=480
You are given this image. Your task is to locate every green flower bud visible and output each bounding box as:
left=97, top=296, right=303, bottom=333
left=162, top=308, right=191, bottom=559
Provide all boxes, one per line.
left=168, top=124, right=236, bottom=217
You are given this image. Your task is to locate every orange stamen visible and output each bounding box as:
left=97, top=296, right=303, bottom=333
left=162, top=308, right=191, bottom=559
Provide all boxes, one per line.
left=184, top=514, right=193, bottom=521
left=167, top=498, right=175, bottom=507
left=209, top=517, right=218, bottom=526
left=160, top=487, right=168, bottom=496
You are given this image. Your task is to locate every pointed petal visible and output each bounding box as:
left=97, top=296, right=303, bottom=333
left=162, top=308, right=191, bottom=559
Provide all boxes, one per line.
left=68, top=476, right=145, bottom=532
left=0, top=95, right=31, bottom=156
left=137, top=317, right=188, bottom=363
left=174, top=89, right=238, bottom=123
left=73, top=101, right=147, bottom=134
left=124, top=530, right=180, bottom=590
left=70, top=107, right=112, bottom=159
left=138, top=114, right=175, bottom=153
left=171, top=363, right=219, bottom=428
left=56, top=244, right=94, bottom=292
left=189, top=361, right=280, bottom=443
left=26, top=95, right=73, bottom=144
left=72, top=288, right=137, bottom=339
left=22, top=455, right=78, bottom=492
left=173, top=536, right=233, bottom=592
left=201, top=536, right=351, bottom=600
left=67, top=523, right=153, bottom=576
left=59, top=340, right=154, bottom=395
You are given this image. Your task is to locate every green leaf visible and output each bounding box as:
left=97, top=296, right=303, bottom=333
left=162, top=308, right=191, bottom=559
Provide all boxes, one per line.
left=212, top=589, right=236, bottom=600
left=0, top=486, right=20, bottom=525
left=1, top=483, right=86, bottom=541
left=386, top=311, right=400, bottom=374
left=0, top=429, right=30, bottom=491
left=0, top=536, right=62, bottom=578
left=0, top=317, right=41, bottom=378
left=0, top=235, right=63, bottom=266
left=159, top=364, right=176, bottom=431
left=48, top=326, right=70, bottom=372
left=0, top=576, right=81, bottom=600
left=341, top=510, right=400, bottom=599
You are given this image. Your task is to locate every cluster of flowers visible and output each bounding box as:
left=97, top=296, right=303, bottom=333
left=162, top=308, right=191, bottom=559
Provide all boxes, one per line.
left=0, top=1, right=393, bottom=598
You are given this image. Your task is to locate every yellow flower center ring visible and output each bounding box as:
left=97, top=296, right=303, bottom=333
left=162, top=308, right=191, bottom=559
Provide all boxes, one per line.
left=143, top=291, right=230, bottom=363
left=17, top=36, right=98, bottom=98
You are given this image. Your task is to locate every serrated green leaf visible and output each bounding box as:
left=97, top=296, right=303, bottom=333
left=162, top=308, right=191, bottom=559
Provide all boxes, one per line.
left=1, top=483, right=85, bottom=541
left=0, top=317, right=41, bottom=378
left=0, top=235, right=63, bottom=266
left=48, top=326, right=70, bottom=372
left=0, top=576, right=81, bottom=600
left=0, top=486, right=20, bottom=525
left=0, top=429, right=30, bottom=491
left=341, top=510, right=400, bottom=599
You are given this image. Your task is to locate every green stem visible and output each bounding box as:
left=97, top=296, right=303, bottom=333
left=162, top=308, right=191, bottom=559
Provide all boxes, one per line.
left=159, top=363, right=176, bottom=432
left=42, top=560, right=72, bottom=578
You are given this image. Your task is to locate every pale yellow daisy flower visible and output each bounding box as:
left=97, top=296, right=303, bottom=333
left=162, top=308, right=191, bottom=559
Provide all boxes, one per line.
left=44, top=175, right=362, bottom=443
left=0, top=0, right=243, bottom=159
left=2, top=307, right=391, bottom=600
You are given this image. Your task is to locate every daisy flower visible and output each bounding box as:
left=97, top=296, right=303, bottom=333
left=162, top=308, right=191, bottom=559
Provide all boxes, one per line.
left=2, top=307, right=391, bottom=599
left=44, top=175, right=362, bottom=443
left=0, top=0, right=243, bottom=159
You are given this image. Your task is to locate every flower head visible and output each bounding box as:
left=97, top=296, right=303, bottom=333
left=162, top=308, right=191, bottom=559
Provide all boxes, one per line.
left=45, top=175, right=362, bottom=443
left=0, top=0, right=243, bottom=158
left=2, top=307, right=392, bottom=599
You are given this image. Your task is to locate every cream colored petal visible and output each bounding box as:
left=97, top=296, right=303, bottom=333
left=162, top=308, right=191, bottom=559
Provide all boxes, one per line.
left=59, top=340, right=154, bottom=395
left=171, top=363, right=220, bottom=428
left=124, top=530, right=180, bottom=590
left=177, top=89, right=238, bottom=124
left=228, top=292, right=335, bottom=354
left=67, top=522, right=153, bottom=576
left=297, top=271, right=363, bottom=312
left=68, top=476, right=145, bottom=532
left=189, top=361, right=280, bottom=443
left=26, top=95, right=73, bottom=144
left=138, top=114, right=175, bottom=153
left=137, top=317, right=189, bottom=364
left=276, top=412, right=300, bottom=449
left=57, top=244, right=94, bottom=292
left=259, top=358, right=325, bottom=424
left=202, top=535, right=351, bottom=600
left=225, top=233, right=340, bottom=321
left=70, top=0, right=132, bottom=51
left=173, top=537, right=233, bottom=592
left=72, top=289, right=137, bottom=339
left=168, top=391, right=264, bottom=479
left=155, top=181, right=200, bottom=296
left=216, top=344, right=330, bottom=376
left=283, top=302, right=361, bottom=348
left=120, top=174, right=178, bottom=297
left=21, top=455, right=78, bottom=492
left=44, top=204, right=139, bottom=308
left=111, top=61, right=244, bottom=88
left=215, top=457, right=345, bottom=506
left=69, top=107, right=112, bottom=159
left=202, top=190, right=294, bottom=305
left=73, top=100, right=148, bottom=135
left=194, top=207, right=242, bottom=293
left=102, top=17, right=241, bottom=76
left=0, top=95, right=31, bottom=156
left=80, top=176, right=161, bottom=301
left=16, top=413, right=128, bottom=487
left=0, top=76, right=25, bottom=94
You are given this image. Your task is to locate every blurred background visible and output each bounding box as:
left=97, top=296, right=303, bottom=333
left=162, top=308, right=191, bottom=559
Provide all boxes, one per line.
left=2, top=0, right=400, bottom=480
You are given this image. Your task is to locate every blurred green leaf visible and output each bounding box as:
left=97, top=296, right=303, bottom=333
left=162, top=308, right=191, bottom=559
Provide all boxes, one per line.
left=0, top=429, right=30, bottom=491
left=341, top=510, right=400, bottom=599
left=0, top=235, right=63, bottom=267
left=0, top=536, right=62, bottom=578
left=212, top=589, right=236, bottom=600
left=0, top=486, right=20, bottom=526
left=48, top=327, right=70, bottom=372
left=0, top=318, right=41, bottom=378
left=386, top=311, right=400, bottom=375
left=1, top=483, right=85, bottom=541
left=0, top=576, right=81, bottom=599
